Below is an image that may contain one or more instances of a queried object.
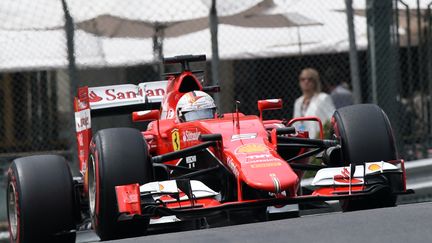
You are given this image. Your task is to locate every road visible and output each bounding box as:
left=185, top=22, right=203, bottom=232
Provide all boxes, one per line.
left=77, top=201, right=432, bottom=243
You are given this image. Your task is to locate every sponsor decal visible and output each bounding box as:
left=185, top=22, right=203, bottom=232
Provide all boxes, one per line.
left=88, top=82, right=167, bottom=108
left=247, top=158, right=277, bottom=163
left=246, top=154, right=272, bottom=159
left=183, top=129, right=201, bottom=142
left=368, top=163, right=381, bottom=172
left=236, top=144, right=268, bottom=154
left=171, top=129, right=181, bottom=151
left=333, top=167, right=363, bottom=184
left=250, top=162, right=282, bottom=168
left=75, top=109, right=91, bottom=132
left=89, top=91, right=103, bottom=102
left=146, top=88, right=165, bottom=97
left=227, top=156, right=239, bottom=178
left=139, top=81, right=168, bottom=102
left=159, top=184, right=164, bottom=191
left=246, top=154, right=272, bottom=163
left=104, top=88, right=142, bottom=101
left=231, top=133, right=257, bottom=141
left=246, top=154, right=279, bottom=164
left=186, top=155, right=197, bottom=168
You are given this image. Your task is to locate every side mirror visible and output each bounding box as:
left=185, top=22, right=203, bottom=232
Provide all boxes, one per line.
left=132, top=110, right=160, bottom=122
left=258, top=99, right=283, bottom=120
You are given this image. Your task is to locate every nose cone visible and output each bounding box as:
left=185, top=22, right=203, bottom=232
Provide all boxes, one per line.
left=236, top=154, right=299, bottom=194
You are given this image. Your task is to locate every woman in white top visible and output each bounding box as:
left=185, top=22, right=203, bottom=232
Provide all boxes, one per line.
left=293, top=68, right=335, bottom=138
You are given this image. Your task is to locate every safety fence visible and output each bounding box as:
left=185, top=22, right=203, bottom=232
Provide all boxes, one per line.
left=1, top=0, right=432, bottom=162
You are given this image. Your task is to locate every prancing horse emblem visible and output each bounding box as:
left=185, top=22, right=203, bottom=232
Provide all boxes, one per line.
left=171, top=129, right=180, bottom=151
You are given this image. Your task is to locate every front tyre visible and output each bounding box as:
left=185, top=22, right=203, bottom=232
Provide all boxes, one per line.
left=332, top=104, right=398, bottom=212
left=89, top=128, right=152, bottom=240
left=7, top=155, right=76, bottom=243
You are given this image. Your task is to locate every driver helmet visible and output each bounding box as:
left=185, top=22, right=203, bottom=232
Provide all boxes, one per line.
left=176, top=91, right=216, bottom=122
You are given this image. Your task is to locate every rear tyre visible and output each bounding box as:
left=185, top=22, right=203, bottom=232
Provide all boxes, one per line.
left=89, top=128, right=152, bottom=240
left=7, top=155, right=76, bottom=243
left=332, top=104, right=398, bottom=212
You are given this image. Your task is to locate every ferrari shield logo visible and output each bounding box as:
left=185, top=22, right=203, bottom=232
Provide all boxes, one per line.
left=171, top=129, right=180, bottom=151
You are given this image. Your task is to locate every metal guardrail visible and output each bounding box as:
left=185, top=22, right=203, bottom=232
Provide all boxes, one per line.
left=400, top=159, right=432, bottom=203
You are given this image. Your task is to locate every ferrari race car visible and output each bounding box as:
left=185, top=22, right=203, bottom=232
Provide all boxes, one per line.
left=7, top=55, right=413, bottom=242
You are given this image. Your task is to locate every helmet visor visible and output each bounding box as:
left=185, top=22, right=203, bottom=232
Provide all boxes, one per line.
left=183, top=108, right=215, bottom=122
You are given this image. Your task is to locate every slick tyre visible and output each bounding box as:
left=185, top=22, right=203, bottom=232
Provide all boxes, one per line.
left=89, top=128, right=152, bottom=241
left=7, top=155, right=76, bottom=243
left=332, top=104, right=398, bottom=212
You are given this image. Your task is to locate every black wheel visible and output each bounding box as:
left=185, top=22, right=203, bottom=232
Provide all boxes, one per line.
left=89, top=127, right=152, bottom=241
left=332, top=104, right=398, bottom=212
left=7, top=155, right=76, bottom=243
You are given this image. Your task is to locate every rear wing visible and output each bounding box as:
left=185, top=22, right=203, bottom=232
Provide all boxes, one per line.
left=74, top=80, right=168, bottom=123
left=86, top=81, right=168, bottom=110
left=74, top=81, right=168, bottom=173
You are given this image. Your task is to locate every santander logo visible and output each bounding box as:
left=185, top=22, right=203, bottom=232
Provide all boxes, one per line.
left=89, top=91, right=103, bottom=103
left=88, top=86, right=166, bottom=104
left=333, top=167, right=362, bottom=184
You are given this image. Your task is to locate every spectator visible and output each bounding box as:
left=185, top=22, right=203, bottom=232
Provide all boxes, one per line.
left=324, top=67, right=354, bottom=109
left=293, top=68, right=335, bottom=138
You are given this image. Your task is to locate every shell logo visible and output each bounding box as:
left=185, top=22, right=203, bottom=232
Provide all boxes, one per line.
left=236, top=144, right=268, bottom=154
left=368, top=163, right=381, bottom=171
left=159, top=184, right=164, bottom=191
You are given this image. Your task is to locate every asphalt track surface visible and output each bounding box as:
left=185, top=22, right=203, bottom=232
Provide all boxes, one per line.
left=76, top=201, right=432, bottom=243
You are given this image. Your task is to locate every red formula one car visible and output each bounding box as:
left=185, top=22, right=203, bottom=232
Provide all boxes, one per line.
left=7, top=55, right=412, bottom=242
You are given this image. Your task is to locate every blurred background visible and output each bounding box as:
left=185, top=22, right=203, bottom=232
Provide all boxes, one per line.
left=1, top=0, right=432, bottom=230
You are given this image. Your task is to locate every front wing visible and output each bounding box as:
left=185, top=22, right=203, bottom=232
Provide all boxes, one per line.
left=115, top=160, right=413, bottom=220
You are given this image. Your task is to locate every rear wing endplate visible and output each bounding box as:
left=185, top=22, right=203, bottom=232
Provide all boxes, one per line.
left=74, top=80, right=167, bottom=173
